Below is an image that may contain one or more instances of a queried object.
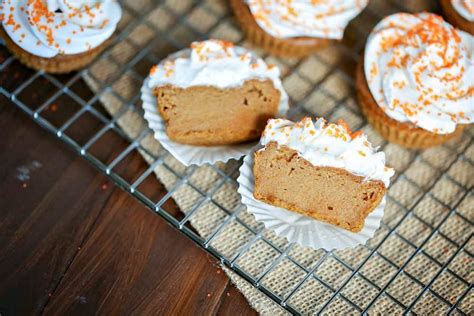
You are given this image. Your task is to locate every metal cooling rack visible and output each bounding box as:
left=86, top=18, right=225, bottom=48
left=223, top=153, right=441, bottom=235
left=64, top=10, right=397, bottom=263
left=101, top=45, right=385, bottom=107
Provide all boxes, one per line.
left=1, top=0, right=472, bottom=314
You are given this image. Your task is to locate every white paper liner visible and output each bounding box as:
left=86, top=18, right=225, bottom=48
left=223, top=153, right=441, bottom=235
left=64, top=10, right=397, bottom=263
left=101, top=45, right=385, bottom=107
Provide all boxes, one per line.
left=141, top=78, right=262, bottom=166
left=237, top=148, right=385, bottom=250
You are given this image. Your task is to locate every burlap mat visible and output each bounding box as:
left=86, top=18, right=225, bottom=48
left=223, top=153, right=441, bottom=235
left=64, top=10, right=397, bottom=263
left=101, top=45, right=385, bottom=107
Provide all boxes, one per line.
left=82, top=0, right=473, bottom=314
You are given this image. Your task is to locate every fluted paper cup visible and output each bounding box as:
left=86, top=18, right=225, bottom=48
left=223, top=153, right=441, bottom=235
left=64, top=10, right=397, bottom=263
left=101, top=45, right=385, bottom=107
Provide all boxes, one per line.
left=237, top=147, right=385, bottom=250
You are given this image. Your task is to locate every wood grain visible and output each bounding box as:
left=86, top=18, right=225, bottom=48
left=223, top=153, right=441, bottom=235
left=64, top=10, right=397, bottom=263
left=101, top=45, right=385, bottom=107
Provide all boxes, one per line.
left=0, top=89, right=256, bottom=315
left=217, top=282, right=258, bottom=316
left=43, top=179, right=229, bottom=315
left=0, top=95, right=117, bottom=315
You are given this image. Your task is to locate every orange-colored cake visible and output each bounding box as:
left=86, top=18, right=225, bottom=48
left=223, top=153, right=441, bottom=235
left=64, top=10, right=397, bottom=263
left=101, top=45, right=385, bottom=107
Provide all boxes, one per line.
left=155, top=80, right=280, bottom=146
left=0, top=0, right=122, bottom=73
left=253, top=117, right=394, bottom=233
left=147, top=40, right=289, bottom=146
left=230, top=0, right=368, bottom=57
left=358, top=13, right=473, bottom=148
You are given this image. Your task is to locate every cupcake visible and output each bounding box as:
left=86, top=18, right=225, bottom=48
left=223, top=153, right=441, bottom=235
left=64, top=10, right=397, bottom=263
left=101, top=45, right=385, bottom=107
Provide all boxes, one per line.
left=440, top=0, right=474, bottom=35
left=0, top=0, right=122, bottom=73
left=357, top=13, right=474, bottom=149
left=230, top=0, right=368, bottom=57
left=147, top=39, right=288, bottom=146
left=253, top=117, right=394, bottom=232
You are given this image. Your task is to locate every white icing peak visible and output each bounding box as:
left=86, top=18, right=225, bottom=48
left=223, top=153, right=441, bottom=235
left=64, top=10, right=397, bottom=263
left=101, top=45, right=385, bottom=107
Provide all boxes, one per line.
left=246, top=0, right=368, bottom=40
left=1, top=0, right=122, bottom=58
left=364, top=13, right=474, bottom=134
left=452, top=0, right=474, bottom=21
left=260, top=117, right=394, bottom=187
left=147, top=39, right=289, bottom=115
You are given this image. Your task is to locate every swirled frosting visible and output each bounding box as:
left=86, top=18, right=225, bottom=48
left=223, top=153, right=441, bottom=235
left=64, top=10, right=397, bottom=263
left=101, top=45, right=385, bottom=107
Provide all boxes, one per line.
left=452, top=0, right=474, bottom=22
left=148, top=39, right=289, bottom=115
left=364, top=13, right=474, bottom=134
left=245, top=0, right=368, bottom=40
left=1, top=0, right=122, bottom=58
left=260, top=117, right=394, bottom=187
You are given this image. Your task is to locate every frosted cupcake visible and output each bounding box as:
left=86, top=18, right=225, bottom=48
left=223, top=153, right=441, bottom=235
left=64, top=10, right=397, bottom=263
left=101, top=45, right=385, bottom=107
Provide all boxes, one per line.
left=440, top=0, right=474, bottom=35
left=230, top=0, right=368, bottom=57
left=357, top=13, right=474, bottom=149
left=253, top=117, right=394, bottom=232
left=147, top=39, right=288, bottom=146
left=0, top=0, right=122, bottom=73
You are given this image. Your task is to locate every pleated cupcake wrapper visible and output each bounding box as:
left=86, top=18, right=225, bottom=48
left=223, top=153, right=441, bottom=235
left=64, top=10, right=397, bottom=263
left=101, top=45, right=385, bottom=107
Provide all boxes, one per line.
left=230, top=0, right=328, bottom=58
left=237, top=147, right=385, bottom=250
left=141, top=78, right=261, bottom=166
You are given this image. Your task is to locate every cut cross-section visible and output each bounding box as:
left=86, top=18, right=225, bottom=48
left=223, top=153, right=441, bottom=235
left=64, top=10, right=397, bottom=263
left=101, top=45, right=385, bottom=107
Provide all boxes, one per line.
left=253, top=142, right=386, bottom=232
left=154, top=79, right=280, bottom=146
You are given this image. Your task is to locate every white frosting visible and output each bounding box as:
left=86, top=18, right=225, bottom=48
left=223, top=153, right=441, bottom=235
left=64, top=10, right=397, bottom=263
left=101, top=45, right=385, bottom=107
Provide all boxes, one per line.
left=1, top=0, right=122, bottom=58
left=245, top=0, right=368, bottom=40
left=148, top=39, right=289, bottom=115
left=260, top=117, right=394, bottom=187
left=452, top=0, right=474, bottom=21
left=364, top=13, right=474, bottom=134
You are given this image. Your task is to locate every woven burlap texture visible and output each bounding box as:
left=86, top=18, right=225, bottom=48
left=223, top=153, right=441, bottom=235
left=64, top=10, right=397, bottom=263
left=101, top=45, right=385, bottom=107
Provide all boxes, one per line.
left=82, top=0, right=473, bottom=314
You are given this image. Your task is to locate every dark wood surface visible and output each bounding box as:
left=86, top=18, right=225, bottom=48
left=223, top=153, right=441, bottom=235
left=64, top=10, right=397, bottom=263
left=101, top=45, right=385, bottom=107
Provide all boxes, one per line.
left=0, top=95, right=257, bottom=315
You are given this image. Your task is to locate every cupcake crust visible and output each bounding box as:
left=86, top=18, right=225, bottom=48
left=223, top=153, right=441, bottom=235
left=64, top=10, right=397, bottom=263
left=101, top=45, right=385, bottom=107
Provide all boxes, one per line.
left=0, top=25, right=109, bottom=73
left=230, top=0, right=328, bottom=57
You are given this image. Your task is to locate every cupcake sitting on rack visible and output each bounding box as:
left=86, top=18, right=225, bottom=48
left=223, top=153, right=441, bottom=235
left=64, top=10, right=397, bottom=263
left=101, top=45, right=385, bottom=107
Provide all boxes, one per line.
left=252, top=117, right=394, bottom=233
left=230, top=0, right=368, bottom=57
left=0, top=0, right=122, bottom=73
left=146, top=39, right=288, bottom=146
left=357, top=13, right=474, bottom=148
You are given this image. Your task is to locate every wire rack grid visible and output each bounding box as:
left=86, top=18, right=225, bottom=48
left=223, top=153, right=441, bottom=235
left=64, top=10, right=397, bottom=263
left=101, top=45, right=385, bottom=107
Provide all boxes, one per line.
left=1, top=0, right=473, bottom=314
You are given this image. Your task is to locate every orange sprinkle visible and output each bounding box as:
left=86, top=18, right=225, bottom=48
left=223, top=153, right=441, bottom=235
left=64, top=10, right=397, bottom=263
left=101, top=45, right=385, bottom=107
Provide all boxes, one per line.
left=149, top=65, right=158, bottom=75
left=370, top=62, right=378, bottom=78
left=337, top=119, right=351, bottom=134
left=351, top=131, right=363, bottom=139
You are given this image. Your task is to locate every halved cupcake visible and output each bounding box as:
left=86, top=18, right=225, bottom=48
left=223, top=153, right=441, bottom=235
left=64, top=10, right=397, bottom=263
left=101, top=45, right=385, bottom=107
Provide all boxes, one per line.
left=253, top=117, right=394, bottom=233
left=440, top=0, right=474, bottom=35
left=357, top=13, right=473, bottom=148
left=0, top=0, right=122, bottom=73
left=230, top=0, right=368, bottom=57
left=147, top=39, right=288, bottom=146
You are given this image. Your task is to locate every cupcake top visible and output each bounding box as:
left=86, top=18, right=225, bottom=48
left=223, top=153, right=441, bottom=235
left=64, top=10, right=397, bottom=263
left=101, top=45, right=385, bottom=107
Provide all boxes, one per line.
left=246, top=0, right=368, bottom=40
left=0, top=0, right=122, bottom=58
left=148, top=39, right=289, bottom=115
left=260, top=117, right=394, bottom=187
left=364, top=13, right=474, bottom=134
left=451, top=0, right=474, bottom=22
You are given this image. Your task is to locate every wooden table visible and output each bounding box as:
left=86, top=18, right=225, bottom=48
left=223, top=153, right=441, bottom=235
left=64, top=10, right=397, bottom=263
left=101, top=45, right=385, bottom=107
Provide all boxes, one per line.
left=0, top=95, right=257, bottom=315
